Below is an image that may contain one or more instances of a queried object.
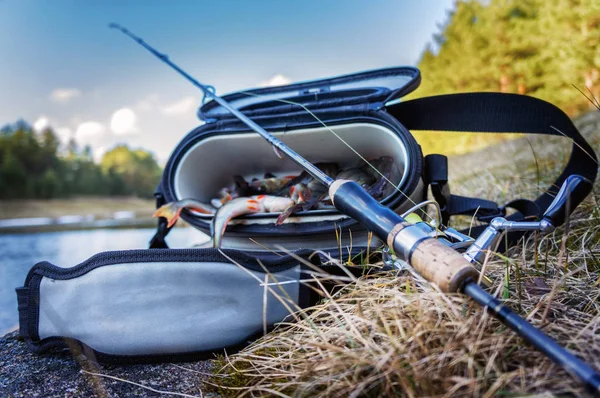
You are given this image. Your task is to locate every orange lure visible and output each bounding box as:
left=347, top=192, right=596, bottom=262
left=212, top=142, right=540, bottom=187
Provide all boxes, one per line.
left=153, top=199, right=216, bottom=228
left=211, top=195, right=294, bottom=247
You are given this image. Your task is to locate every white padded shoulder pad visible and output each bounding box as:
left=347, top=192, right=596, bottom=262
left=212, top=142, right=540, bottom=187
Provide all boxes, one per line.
left=37, top=260, right=301, bottom=355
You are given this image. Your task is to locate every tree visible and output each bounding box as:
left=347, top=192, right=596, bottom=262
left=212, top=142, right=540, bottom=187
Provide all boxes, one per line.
left=1, top=151, right=28, bottom=198
left=100, top=145, right=162, bottom=198
left=37, top=168, right=63, bottom=199
left=0, top=122, right=163, bottom=199
left=410, top=0, right=600, bottom=154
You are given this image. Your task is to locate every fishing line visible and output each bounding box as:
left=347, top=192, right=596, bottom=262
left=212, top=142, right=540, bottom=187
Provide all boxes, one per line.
left=108, top=23, right=436, bottom=225
left=572, top=84, right=600, bottom=110
left=237, top=90, right=438, bottom=225
left=549, top=126, right=598, bottom=165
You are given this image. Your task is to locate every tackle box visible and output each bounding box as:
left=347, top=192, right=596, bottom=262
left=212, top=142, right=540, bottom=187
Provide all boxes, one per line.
left=155, top=67, right=427, bottom=254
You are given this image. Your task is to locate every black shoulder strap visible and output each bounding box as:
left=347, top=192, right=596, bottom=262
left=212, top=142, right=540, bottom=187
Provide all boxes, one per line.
left=388, top=92, right=597, bottom=223
left=423, top=153, right=505, bottom=225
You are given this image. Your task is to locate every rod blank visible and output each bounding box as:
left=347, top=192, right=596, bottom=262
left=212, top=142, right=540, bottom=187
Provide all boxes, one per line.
left=109, top=23, right=334, bottom=186
left=464, top=281, right=600, bottom=393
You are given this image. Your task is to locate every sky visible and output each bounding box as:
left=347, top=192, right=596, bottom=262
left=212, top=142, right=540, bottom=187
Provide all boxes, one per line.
left=0, top=0, right=455, bottom=164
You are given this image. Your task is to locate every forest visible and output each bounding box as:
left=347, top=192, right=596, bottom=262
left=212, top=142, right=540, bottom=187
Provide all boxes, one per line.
left=0, top=121, right=161, bottom=200
left=410, top=0, right=600, bottom=154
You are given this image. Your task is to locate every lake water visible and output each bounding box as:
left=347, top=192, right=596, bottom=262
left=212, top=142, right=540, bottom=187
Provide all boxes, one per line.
left=0, top=227, right=210, bottom=335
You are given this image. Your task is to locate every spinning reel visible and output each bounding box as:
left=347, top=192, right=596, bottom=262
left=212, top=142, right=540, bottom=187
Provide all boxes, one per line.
left=385, top=174, right=591, bottom=271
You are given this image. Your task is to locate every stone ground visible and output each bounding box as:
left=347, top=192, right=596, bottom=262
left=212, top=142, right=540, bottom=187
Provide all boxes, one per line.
left=0, top=331, right=216, bottom=397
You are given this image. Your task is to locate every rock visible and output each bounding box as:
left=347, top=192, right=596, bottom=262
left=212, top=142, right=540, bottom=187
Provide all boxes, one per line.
left=0, top=331, right=217, bottom=397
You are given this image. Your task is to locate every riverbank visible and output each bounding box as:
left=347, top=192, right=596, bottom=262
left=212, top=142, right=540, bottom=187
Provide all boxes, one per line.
left=0, top=197, right=158, bottom=233
left=0, top=331, right=213, bottom=397
left=0, top=196, right=155, bottom=220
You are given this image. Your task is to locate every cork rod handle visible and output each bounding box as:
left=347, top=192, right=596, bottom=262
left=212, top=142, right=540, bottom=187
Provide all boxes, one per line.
left=405, top=238, right=480, bottom=292
left=330, top=179, right=479, bottom=292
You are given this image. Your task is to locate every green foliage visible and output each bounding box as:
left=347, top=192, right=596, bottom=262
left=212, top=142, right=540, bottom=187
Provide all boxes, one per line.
left=0, top=123, right=162, bottom=199
left=412, top=0, right=600, bottom=155
left=1, top=151, right=28, bottom=198
left=37, top=168, right=63, bottom=199
left=100, top=145, right=162, bottom=198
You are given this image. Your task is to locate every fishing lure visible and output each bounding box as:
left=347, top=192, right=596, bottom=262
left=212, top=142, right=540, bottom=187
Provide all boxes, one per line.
left=248, top=175, right=296, bottom=195
left=211, top=175, right=250, bottom=208
left=275, top=157, right=394, bottom=224
left=153, top=199, right=216, bottom=228
left=211, top=195, right=294, bottom=247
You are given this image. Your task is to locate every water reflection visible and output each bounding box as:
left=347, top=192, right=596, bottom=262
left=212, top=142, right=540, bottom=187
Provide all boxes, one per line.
left=0, top=227, right=209, bottom=334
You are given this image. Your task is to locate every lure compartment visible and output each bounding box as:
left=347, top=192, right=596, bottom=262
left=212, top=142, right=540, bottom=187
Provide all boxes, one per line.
left=175, top=123, right=415, bottom=216
left=157, top=67, right=426, bottom=251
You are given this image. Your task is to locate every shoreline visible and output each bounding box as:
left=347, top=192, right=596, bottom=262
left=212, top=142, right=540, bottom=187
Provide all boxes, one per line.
left=0, top=196, right=158, bottom=233
left=0, top=196, right=156, bottom=220
left=0, top=217, right=158, bottom=234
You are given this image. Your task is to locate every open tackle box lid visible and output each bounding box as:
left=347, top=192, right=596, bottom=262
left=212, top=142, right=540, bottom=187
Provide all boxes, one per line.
left=157, top=65, right=427, bottom=251
left=197, top=66, right=421, bottom=122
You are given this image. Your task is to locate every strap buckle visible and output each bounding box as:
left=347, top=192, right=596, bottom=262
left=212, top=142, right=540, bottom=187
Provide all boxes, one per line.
left=149, top=191, right=170, bottom=249
left=430, top=180, right=451, bottom=225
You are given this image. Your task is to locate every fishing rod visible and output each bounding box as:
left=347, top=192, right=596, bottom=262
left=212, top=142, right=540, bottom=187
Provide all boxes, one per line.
left=109, top=24, right=600, bottom=393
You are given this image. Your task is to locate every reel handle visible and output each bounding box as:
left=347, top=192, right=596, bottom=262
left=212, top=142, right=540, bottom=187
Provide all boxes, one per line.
left=543, top=174, right=593, bottom=227
left=329, top=180, right=479, bottom=292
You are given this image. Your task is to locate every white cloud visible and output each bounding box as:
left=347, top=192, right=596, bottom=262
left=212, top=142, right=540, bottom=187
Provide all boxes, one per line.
left=258, top=74, right=292, bottom=87
left=93, top=146, right=107, bottom=163
left=161, top=96, right=197, bottom=116
left=136, top=93, right=160, bottom=112
left=110, top=108, right=138, bottom=135
left=32, top=116, right=73, bottom=143
left=54, top=127, right=73, bottom=143
left=50, top=88, right=82, bottom=103
left=70, top=116, right=83, bottom=126
left=75, top=121, right=106, bottom=141
left=33, top=116, right=50, bottom=131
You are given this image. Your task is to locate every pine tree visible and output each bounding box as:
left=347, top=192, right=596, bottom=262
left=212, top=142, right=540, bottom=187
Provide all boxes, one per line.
left=411, top=0, right=600, bottom=154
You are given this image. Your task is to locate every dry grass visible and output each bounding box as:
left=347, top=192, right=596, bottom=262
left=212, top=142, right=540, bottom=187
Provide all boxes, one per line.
left=210, top=111, right=600, bottom=397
